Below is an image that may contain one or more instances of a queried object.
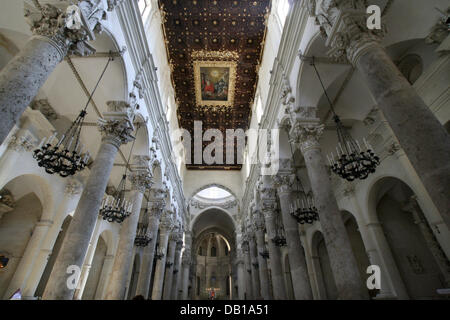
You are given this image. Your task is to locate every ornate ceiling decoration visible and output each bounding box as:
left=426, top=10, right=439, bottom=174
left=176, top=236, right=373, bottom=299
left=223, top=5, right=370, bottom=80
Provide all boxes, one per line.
left=159, top=0, right=271, bottom=170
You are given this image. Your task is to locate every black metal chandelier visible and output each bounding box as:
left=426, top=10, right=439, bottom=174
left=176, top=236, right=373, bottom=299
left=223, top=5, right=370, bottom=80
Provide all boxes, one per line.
left=134, top=219, right=152, bottom=247
left=310, top=57, right=380, bottom=182
left=33, top=56, right=113, bottom=178
left=100, top=124, right=140, bottom=223
left=285, top=127, right=319, bottom=225
left=271, top=210, right=287, bottom=247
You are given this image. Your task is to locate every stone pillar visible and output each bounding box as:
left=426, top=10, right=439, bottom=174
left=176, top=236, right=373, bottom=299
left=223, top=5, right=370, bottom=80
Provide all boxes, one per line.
left=258, top=181, right=287, bottom=300
left=0, top=1, right=114, bottom=145
left=274, top=172, right=313, bottom=300
left=242, top=237, right=254, bottom=300
left=163, top=229, right=180, bottom=300
left=170, top=239, right=183, bottom=300
left=181, top=233, right=192, bottom=300
left=247, top=231, right=261, bottom=299
left=151, top=210, right=174, bottom=300
left=134, top=194, right=165, bottom=298
left=236, top=250, right=246, bottom=300
left=22, top=179, right=83, bottom=298
left=252, top=212, right=272, bottom=300
left=3, top=219, right=53, bottom=299
left=42, top=101, right=135, bottom=300
left=95, top=254, right=114, bottom=299
left=309, top=0, right=450, bottom=229
left=403, top=196, right=450, bottom=287
left=104, top=156, right=153, bottom=300
left=290, top=119, right=368, bottom=299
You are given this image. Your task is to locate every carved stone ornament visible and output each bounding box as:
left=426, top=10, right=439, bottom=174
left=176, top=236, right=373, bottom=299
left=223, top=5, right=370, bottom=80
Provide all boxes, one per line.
left=273, top=174, right=295, bottom=194
left=30, top=99, right=58, bottom=121
left=64, top=178, right=83, bottom=197
left=159, top=210, right=175, bottom=233
left=311, top=0, right=387, bottom=64
left=24, top=1, right=109, bottom=57
left=8, top=132, right=37, bottom=152
left=290, top=122, right=324, bottom=154
left=129, top=170, right=153, bottom=193
left=98, top=101, right=136, bottom=148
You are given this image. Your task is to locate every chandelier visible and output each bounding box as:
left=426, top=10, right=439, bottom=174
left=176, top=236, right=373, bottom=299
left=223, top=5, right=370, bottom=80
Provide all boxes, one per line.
left=271, top=210, right=287, bottom=247
left=259, top=250, right=269, bottom=259
left=285, top=127, right=319, bottom=225
left=100, top=124, right=140, bottom=223
left=310, top=57, right=380, bottom=181
left=134, top=220, right=152, bottom=247
left=33, top=56, right=113, bottom=178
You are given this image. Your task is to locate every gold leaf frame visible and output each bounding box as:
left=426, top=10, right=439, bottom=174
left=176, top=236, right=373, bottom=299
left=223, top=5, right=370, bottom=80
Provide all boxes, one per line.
left=194, top=60, right=237, bottom=107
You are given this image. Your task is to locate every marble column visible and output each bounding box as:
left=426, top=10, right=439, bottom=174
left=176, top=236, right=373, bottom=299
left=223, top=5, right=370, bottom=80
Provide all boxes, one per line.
left=104, top=157, right=153, bottom=300
left=403, top=196, right=450, bottom=287
left=242, top=237, right=254, bottom=300
left=42, top=101, right=135, bottom=300
left=252, top=212, right=272, bottom=300
left=290, top=120, right=368, bottom=299
left=151, top=210, right=174, bottom=300
left=247, top=231, right=261, bottom=299
left=0, top=1, right=111, bottom=145
left=163, top=229, right=180, bottom=300
left=236, top=251, right=246, bottom=300
left=170, top=239, right=183, bottom=300
left=274, top=172, right=313, bottom=300
left=258, top=182, right=287, bottom=300
left=134, top=195, right=165, bottom=298
left=181, top=233, right=192, bottom=300
left=310, top=0, right=450, bottom=229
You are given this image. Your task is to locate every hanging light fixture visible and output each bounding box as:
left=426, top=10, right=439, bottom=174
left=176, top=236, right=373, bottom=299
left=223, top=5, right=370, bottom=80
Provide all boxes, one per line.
left=271, top=210, right=287, bottom=247
left=33, top=56, right=113, bottom=178
left=285, top=127, right=319, bottom=225
left=100, top=124, right=140, bottom=223
left=134, top=219, right=152, bottom=247
left=310, top=57, right=380, bottom=181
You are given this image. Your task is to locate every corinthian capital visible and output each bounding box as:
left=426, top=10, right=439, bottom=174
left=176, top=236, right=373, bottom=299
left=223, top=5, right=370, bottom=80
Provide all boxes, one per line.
left=290, top=121, right=324, bottom=154
left=310, top=0, right=386, bottom=64
left=273, top=174, right=295, bottom=195
left=159, top=210, right=174, bottom=233
left=129, top=171, right=153, bottom=193
left=148, top=199, right=165, bottom=219
left=253, top=210, right=266, bottom=231
left=24, top=1, right=108, bottom=57
left=98, top=101, right=136, bottom=148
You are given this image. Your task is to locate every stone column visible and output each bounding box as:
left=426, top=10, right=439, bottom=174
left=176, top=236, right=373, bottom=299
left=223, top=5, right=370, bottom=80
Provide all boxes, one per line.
left=236, top=250, right=246, bottom=300
left=258, top=181, right=287, bottom=300
left=170, top=239, right=183, bottom=300
left=309, top=0, right=450, bottom=229
left=403, top=196, right=450, bottom=287
left=104, top=156, right=153, bottom=300
left=274, top=172, right=313, bottom=300
left=181, top=233, right=192, bottom=300
left=134, top=195, right=165, bottom=298
left=0, top=1, right=115, bottom=145
left=247, top=231, right=261, bottom=299
left=151, top=210, right=174, bottom=300
left=163, top=229, right=180, bottom=300
left=242, top=237, right=254, bottom=300
left=42, top=101, right=135, bottom=300
left=290, top=119, right=368, bottom=299
left=252, top=212, right=272, bottom=300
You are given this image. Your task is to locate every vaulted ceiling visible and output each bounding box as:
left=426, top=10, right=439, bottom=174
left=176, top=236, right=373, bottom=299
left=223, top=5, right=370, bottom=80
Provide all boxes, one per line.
left=159, top=0, right=271, bottom=170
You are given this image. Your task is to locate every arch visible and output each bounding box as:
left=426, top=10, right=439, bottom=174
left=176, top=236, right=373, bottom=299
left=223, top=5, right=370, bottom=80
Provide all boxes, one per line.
left=369, top=177, right=446, bottom=299
left=190, top=206, right=237, bottom=237
left=82, top=235, right=108, bottom=300
left=311, top=231, right=337, bottom=300
left=191, top=184, right=238, bottom=201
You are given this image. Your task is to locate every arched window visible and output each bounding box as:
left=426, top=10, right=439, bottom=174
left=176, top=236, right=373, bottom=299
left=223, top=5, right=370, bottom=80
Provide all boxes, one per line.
left=211, top=246, right=217, bottom=257
left=224, top=246, right=229, bottom=256
left=198, top=246, right=203, bottom=256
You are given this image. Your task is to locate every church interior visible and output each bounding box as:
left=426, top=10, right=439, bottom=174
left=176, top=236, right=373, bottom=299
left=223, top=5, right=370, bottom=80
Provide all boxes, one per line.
left=0, top=0, right=449, bottom=300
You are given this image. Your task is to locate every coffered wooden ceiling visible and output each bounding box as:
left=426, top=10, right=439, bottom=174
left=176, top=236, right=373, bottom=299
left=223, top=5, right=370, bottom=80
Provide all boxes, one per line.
left=159, top=0, right=271, bottom=170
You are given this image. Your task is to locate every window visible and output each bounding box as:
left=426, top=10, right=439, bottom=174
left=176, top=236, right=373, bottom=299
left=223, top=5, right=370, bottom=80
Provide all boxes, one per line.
left=211, top=246, right=217, bottom=257
left=224, top=246, right=229, bottom=256
left=196, top=187, right=231, bottom=199
left=276, top=0, right=290, bottom=28
left=198, top=246, right=203, bottom=256
left=0, top=255, right=9, bottom=269
left=138, top=0, right=152, bottom=17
